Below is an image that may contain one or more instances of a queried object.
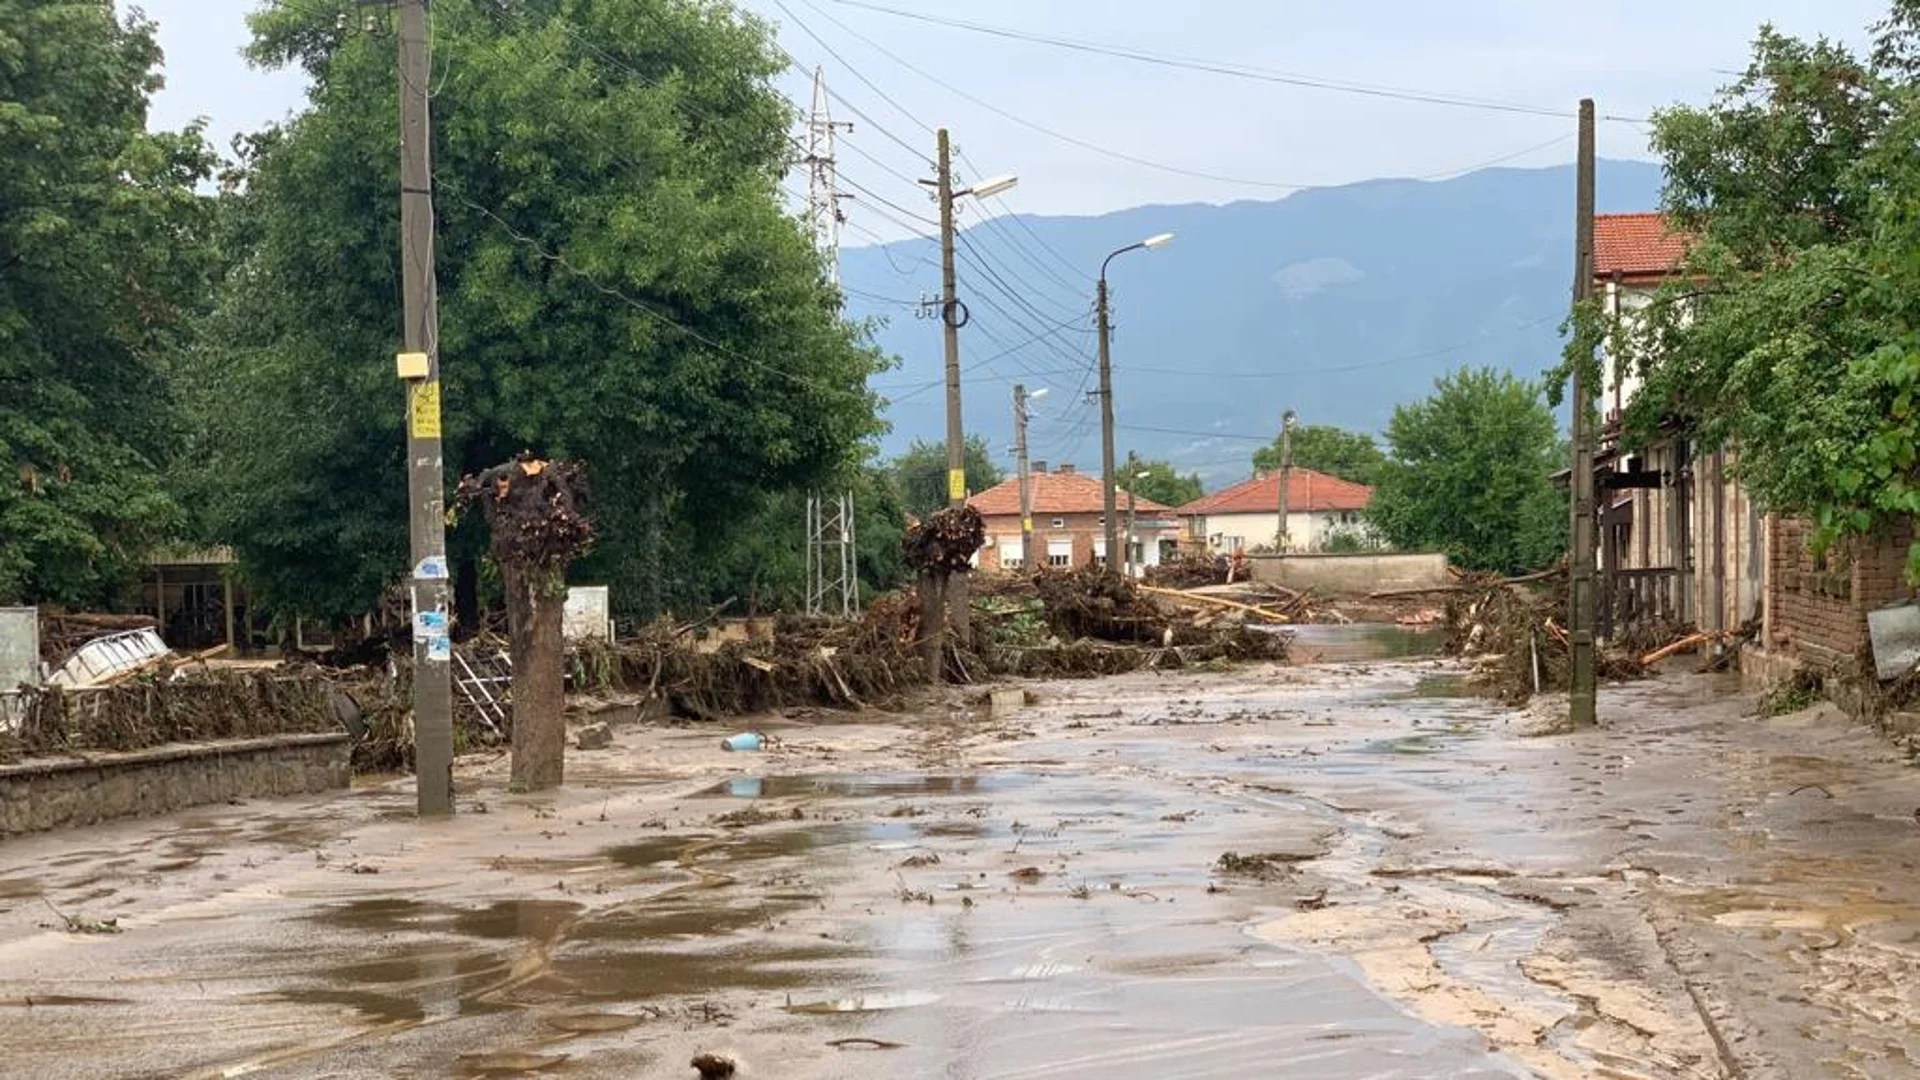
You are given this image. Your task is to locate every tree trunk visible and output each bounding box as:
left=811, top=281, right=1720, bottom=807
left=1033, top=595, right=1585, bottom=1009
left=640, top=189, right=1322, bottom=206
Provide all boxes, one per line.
left=919, top=569, right=946, bottom=681
left=505, top=562, right=566, bottom=790
left=453, top=554, right=480, bottom=640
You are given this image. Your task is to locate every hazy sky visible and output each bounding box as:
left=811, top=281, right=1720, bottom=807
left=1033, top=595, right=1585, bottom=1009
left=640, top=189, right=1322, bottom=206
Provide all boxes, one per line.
left=139, top=0, right=1888, bottom=234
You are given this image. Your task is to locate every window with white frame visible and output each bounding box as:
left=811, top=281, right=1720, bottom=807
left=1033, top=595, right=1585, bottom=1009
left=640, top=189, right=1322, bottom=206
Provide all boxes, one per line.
left=998, top=541, right=1023, bottom=569
left=1050, top=517, right=1065, bottom=529
left=1046, top=539, right=1073, bottom=567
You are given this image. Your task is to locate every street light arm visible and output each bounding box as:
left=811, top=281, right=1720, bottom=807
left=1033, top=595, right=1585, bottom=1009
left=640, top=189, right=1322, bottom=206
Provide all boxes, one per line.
left=1100, top=241, right=1147, bottom=280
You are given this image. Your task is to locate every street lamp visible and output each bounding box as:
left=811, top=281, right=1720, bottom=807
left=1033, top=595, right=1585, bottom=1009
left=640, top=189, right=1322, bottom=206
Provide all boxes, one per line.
left=1125, top=467, right=1152, bottom=579
left=919, top=136, right=1018, bottom=510
left=1277, top=409, right=1297, bottom=551
left=1014, top=385, right=1049, bottom=570
left=1096, top=232, right=1175, bottom=574
left=915, top=128, right=1016, bottom=675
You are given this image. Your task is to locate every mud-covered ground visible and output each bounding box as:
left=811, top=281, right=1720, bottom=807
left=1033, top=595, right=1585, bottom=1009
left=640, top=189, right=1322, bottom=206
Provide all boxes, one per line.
left=2, top=627, right=1918, bottom=1079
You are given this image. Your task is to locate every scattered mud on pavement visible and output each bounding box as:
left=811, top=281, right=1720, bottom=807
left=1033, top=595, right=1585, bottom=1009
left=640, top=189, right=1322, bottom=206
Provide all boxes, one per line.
left=2, top=631, right=1918, bottom=1078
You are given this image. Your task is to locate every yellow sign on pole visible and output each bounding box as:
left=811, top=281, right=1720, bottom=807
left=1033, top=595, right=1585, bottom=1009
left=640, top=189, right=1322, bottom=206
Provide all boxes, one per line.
left=947, top=468, right=967, bottom=502
left=410, top=380, right=442, bottom=439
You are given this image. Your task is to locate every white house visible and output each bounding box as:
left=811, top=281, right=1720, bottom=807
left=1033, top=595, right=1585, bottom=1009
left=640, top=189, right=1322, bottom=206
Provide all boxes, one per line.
left=1176, top=467, right=1374, bottom=554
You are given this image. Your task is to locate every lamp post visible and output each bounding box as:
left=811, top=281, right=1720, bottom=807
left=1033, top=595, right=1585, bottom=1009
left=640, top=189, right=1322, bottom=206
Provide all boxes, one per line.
left=923, top=133, right=1017, bottom=510
left=1014, top=385, right=1048, bottom=571
left=917, top=132, right=1016, bottom=667
left=1276, top=409, right=1296, bottom=552
left=1097, top=232, right=1174, bottom=575
left=1124, top=465, right=1152, bottom=578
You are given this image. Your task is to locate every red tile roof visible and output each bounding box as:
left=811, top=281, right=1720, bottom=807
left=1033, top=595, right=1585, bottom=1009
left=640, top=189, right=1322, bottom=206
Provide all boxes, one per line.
left=1594, top=212, right=1691, bottom=280
left=969, top=469, right=1173, bottom=517
left=1175, top=468, right=1372, bottom=517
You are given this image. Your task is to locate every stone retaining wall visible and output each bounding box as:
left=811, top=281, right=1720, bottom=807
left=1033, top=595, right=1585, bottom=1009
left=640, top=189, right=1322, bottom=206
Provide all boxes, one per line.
left=0, top=733, right=351, bottom=838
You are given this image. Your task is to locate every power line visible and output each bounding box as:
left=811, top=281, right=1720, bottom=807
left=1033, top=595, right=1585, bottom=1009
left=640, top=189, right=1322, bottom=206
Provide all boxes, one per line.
left=828, top=1, right=1651, bottom=124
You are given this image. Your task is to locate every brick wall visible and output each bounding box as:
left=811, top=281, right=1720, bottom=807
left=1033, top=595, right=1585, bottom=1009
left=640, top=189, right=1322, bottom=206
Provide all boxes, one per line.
left=1768, top=516, right=1915, bottom=669
left=977, top=512, right=1107, bottom=572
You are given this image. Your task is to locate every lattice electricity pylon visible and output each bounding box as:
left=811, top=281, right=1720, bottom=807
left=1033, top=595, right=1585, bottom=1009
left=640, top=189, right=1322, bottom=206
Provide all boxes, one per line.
left=805, top=491, right=859, bottom=618
left=804, top=66, right=853, bottom=286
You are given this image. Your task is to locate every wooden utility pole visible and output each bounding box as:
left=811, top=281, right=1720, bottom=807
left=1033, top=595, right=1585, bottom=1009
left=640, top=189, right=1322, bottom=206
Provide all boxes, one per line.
left=397, top=0, right=453, bottom=814
left=1014, top=383, right=1035, bottom=570
left=1276, top=410, right=1296, bottom=551
left=1096, top=277, right=1118, bottom=572
left=1570, top=98, right=1599, bottom=728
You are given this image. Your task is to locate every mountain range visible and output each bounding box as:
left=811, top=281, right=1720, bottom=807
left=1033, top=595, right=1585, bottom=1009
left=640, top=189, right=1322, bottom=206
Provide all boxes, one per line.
left=842, top=159, right=1664, bottom=488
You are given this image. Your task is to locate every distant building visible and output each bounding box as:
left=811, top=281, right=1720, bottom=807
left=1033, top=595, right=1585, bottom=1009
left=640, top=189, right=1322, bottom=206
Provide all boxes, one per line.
left=968, top=463, right=1178, bottom=575
left=1175, top=468, right=1373, bottom=554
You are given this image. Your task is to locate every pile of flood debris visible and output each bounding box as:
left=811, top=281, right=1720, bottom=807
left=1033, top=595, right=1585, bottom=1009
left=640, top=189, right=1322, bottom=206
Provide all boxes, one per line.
left=1444, top=570, right=1648, bottom=704
left=3, top=668, right=344, bottom=763
left=985, top=567, right=1292, bottom=676
left=344, top=568, right=1293, bottom=768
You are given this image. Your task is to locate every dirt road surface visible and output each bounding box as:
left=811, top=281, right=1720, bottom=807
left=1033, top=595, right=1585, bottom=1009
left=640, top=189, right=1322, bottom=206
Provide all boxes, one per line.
left=2, top=630, right=1918, bottom=1079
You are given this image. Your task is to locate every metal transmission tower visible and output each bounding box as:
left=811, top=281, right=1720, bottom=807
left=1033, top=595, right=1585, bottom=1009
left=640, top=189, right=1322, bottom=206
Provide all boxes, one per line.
left=803, top=67, right=851, bottom=285
left=802, top=69, right=858, bottom=618
left=806, top=493, right=859, bottom=618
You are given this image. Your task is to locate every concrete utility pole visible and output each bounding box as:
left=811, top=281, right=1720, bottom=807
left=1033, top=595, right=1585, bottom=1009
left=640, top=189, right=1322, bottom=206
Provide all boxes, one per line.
left=1096, top=233, right=1173, bottom=575
left=396, top=0, right=453, bottom=815
left=1096, top=276, right=1118, bottom=572
left=937, top=128, right=964, bottom=511
left=1570, top=98, right=1599, bottom=728
left=1124, top=455, right=1141, bottom=579
left=1276, top=409, right=1296, bottom=551
left=1014, top=384, right=1036, bottom=570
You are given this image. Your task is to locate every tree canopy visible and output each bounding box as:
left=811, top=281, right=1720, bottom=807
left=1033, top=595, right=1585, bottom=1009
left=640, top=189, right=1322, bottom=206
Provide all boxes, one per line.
left=888, top=436, right=1004, bottom=521
left=1121, top=455, right=1203, bottom=508
left=1370, top=368, right=1566, bottom=574
left=1251, top=424, right=1387, bottom=488
left=0, top=1, right=217, bottom=606
left=184, top=0, right=889, bottom=621
left=1561, top=1, right=1920, bottom=574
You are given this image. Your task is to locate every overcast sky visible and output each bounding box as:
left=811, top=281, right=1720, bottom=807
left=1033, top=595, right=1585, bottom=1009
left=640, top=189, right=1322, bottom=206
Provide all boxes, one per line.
left=140, top=0, right=1888, bottom=233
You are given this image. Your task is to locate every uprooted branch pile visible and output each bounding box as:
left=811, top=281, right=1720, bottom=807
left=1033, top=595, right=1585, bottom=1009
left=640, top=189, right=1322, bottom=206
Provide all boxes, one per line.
left=34, top=611, right=158, bottom=666
left=902, top=506, right=987, bottom=573
left=1444, top=571, right=1646, bottom=704
left=992, top=567, right=1291, bottom=675
left=2, top=671, right=344, bottom=763
left=330, top=568, right=1294, bottom=772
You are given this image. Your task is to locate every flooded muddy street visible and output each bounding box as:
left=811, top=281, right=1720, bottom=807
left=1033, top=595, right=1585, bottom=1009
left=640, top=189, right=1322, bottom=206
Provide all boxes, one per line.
left=2, top=646, right=1918, bottom=1078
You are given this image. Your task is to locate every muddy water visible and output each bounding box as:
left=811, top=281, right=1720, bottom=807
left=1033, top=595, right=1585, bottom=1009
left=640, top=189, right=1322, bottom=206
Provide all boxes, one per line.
left=4, top=660, right=1919, bottom=1078
left=1289, top=623, right=1445, bottom=663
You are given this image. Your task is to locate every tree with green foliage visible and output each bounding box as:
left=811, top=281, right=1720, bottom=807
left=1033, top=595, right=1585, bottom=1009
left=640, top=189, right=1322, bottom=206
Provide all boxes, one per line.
left=1251, top=424, right=1388, bottom=487
left=1120, top=455, right=1203, bottom=508
left=888, top=436, right=1004, bottom=521
left=1370, top=368, right=1567, bottom=574
left=1561, top=2, right=1920, bottom=575
left=184, top=0, right=888, bottom=623
left=0, top=2, right=217, bottom=606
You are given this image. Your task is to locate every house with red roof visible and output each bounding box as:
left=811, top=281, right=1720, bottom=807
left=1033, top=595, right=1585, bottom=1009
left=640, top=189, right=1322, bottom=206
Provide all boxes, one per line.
left=1590, top=213, right=1775, bottom=647
left=1175, top=467, right=1373, bottom=554
left=1593, top=212, right=1692, bottom=428
left=967, top=463, right=1179, bottom=575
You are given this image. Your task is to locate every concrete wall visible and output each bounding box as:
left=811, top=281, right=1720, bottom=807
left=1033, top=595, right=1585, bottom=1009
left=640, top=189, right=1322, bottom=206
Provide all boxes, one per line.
left=0, top=733, right=351, bottom=838
left=1246, top=552, right=1450, bottom=596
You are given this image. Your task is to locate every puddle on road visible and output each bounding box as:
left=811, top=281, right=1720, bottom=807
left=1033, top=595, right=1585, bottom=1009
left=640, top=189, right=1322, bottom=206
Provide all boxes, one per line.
left=1404, top=673, right=1475, bottom=698
left=696, top=772, right=1035, bottom=800
left=310, top=897, right=583, bottom=940
left=1291, top=623, right=1446, bottom=663
left=785, top=989, right=941, bottom=1014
